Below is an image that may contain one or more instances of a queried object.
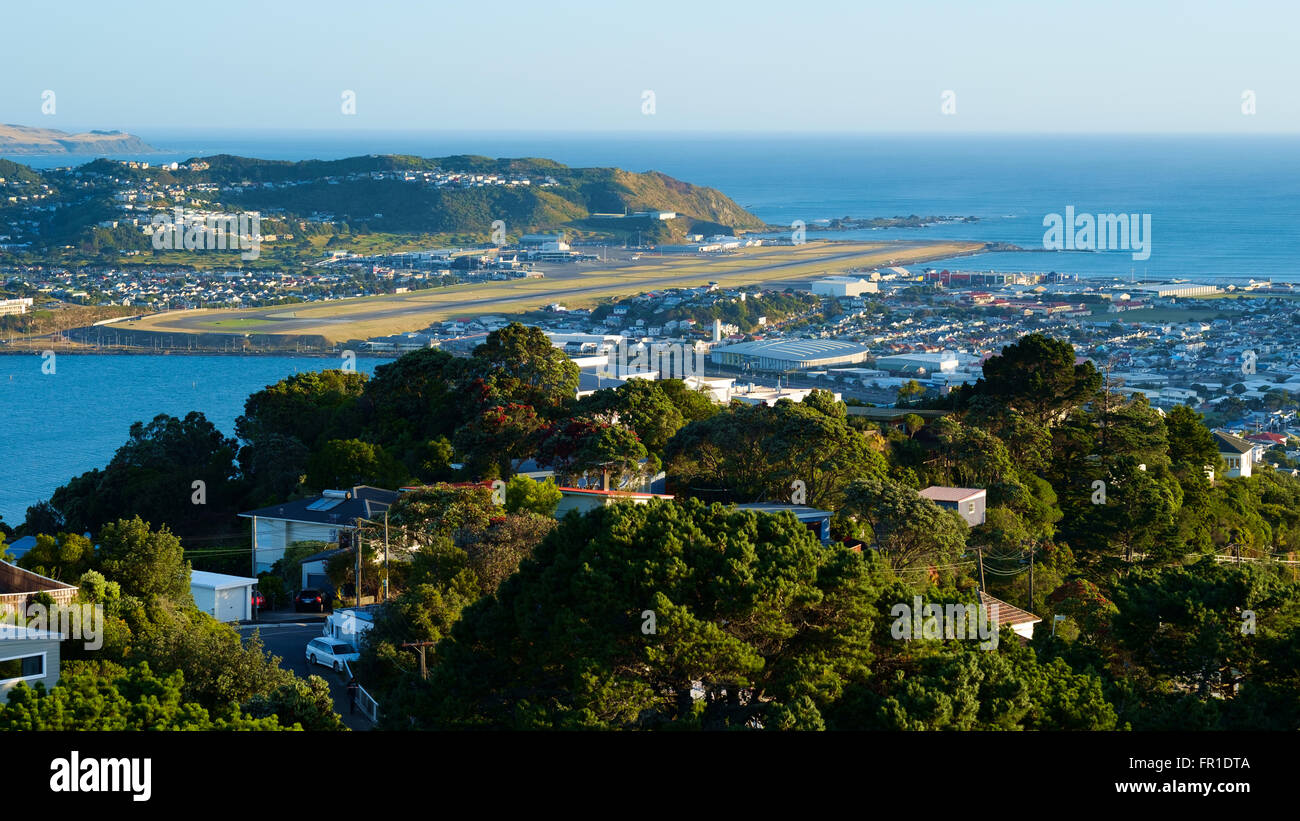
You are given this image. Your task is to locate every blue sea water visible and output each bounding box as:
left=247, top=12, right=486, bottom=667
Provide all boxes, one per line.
left=3, top=131, right=1299, bottom=522
left=0, top=354, right=384, bottom=526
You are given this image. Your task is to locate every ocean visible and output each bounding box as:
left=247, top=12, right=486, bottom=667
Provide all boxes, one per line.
left=2, top=131, right=1298, bottom=523
left=0, top=354, right=384, bottom=526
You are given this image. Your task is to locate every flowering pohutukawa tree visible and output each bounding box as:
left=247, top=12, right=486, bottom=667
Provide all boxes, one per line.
left=536, top=416, right=657, bottom=491
left=452, top=402, right=543, bottom=479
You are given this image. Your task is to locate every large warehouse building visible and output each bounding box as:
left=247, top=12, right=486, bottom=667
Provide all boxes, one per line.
left=710, top=338, right=873, bottom=372
left=1132, top=284, right=1221, bottom=298
left=811, top=276, right=879, bottom=297
left=874, top=352, right=960, bottom=375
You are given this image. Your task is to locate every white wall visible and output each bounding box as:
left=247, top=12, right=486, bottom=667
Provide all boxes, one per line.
left=254, top=519, right=341, bottom=572
left=192, top=585, right=217, bottom=616
left=192, top=584, right=252, bottom=622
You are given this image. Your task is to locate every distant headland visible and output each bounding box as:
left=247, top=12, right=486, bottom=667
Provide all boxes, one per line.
left=0, top=123, right=157, bottom=155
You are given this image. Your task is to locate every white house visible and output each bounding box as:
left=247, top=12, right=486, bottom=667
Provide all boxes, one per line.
left=1213, top=431, right=1257, bottom=479
left=918, top=486, right=987, bottom=527
left=979, top=591, right=1041, bottom=641
left=239, top=486, right=401, bottom=574
left=190, top=570, right=260, bottom=623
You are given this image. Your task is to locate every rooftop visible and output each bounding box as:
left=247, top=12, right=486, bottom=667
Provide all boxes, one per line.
left=0, top=560, right=77, bottom=596
left=918, top=486, right=987, bottom=503
left=558, top=487, right=673, bottom=499
left=979, top=591, right=1041, bottom=627
left=190, top=570, right=260, bottom=590
left=240, top=485, right=401, bottom=526
left=712, top=338, right=873, bottom=362
left=1213, top=431, right=1256, bottom=454
left=735, top=503, right=834, bottom=522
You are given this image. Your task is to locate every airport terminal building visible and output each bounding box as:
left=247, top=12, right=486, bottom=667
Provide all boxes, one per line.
left=710, top=338, right=873, bottom=372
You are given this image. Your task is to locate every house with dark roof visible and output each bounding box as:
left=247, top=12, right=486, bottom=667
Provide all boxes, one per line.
left=239, top=486, right=401, bottom=574
left=1213, top=431, right=1258, bottom=479
left=918, top=486, right=987, bottom=527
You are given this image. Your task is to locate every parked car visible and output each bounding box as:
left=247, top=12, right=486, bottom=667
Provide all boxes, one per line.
left=251, top=589, right=268, bottom=611
left=305, top=637, right=359, bottom=672
left=295, top=589, right=329, bottom=613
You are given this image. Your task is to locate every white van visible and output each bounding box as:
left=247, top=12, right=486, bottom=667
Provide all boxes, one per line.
left=305, top=637, right=360, bottom=672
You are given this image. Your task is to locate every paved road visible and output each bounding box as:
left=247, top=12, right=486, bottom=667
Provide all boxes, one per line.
left=238, top=619, right=372, bottom=731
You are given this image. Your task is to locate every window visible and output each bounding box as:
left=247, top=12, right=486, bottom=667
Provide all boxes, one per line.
left=0, top=653, right=44, bottom=683
left=967, top=502, right=976, bottom=514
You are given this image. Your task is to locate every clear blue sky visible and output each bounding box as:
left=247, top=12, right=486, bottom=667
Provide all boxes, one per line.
left=3, top=0, right=1297, bottom=133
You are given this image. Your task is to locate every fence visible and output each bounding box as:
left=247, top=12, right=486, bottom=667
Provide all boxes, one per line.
left=342, top=660, right=379, bottom=723
left=354, top=684, right=380, bottom=724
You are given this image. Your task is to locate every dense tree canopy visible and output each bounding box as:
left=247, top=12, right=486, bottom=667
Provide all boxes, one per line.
left=0, top=662, right=290, bottom=731
left=14, top=325, right=1300, bottom=732
left=404, top=499, right=886, bottom=729
left=665, top=392, right=886, bottom=508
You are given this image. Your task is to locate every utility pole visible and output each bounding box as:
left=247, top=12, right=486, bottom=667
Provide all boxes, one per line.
left=355, top=532, right=363, bottom=607
left=976, top=547, right=986, bottom=592
left=1028, top=543, right=1034, bottom=614
left=401, top=641, right=438, bottom=680
left=383, top=511, right=390, bottom=603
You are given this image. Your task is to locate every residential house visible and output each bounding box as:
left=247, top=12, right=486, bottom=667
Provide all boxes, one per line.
left=0, top=561, right=78, bottom=616
left=1246, top=432, right=1287, bottom=449
left=918, top=487, right=987, bottom=527
left=554, top=487, right=673, bottom=518
left=0, top=624, right=63, bottom=698
left=979, top=591, right=1041, bottom=641
left=239, top=486, right=401, bottom=574
left=1213, top=431, right=1257, bottom=479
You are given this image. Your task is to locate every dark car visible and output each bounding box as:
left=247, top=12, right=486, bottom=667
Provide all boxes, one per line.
left=294, top=589, right=328, bottom=613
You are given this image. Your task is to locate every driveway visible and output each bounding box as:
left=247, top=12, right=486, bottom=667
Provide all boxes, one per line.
left=237, top=620, right=372, bottom=731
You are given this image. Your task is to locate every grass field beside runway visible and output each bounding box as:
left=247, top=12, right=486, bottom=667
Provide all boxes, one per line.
left=117, top=240, right=986, bottom=342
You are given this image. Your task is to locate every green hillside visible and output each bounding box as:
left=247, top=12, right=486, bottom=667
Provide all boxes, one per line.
left=0, top=153, right=766, bottom=265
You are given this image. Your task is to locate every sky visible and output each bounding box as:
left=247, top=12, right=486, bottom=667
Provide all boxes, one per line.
left=2, top=0, right=1298, bottom=134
